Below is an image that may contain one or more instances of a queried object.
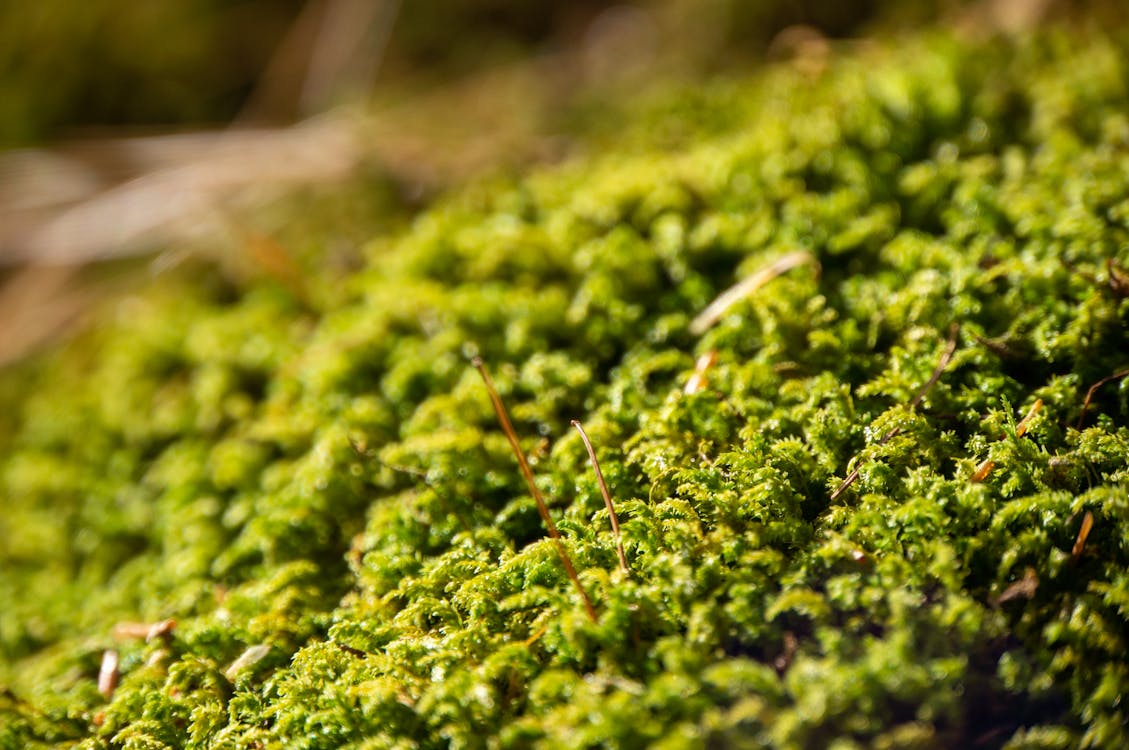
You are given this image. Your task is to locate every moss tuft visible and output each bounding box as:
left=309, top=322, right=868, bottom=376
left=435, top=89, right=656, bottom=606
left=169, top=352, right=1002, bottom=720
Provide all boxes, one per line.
left=3, top=29, right=1129, bottom=749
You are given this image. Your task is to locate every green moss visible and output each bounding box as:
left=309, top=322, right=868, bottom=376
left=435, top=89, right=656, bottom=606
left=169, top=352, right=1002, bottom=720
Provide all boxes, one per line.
left=3, top=29, right=1129, bottom=749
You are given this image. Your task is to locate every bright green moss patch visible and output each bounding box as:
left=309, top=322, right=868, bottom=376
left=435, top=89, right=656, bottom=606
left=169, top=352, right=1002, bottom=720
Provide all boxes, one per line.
left=3, top=30, right=1129, bottom=749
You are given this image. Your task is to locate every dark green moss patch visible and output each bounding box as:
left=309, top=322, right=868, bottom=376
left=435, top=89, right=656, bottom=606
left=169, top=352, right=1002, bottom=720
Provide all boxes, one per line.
left=3, top=29, right=1129, bottom=749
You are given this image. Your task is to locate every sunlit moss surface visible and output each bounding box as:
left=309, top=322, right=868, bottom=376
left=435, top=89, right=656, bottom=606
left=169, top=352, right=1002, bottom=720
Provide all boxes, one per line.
left=3, top=31, right=1129, bottom=749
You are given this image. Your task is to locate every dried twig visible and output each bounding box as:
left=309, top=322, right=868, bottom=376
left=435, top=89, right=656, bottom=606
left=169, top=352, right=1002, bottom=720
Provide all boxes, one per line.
left=473, top=358, right=598, bottom=623
left=689, top=251, right=817, bottom=335
left=994, top=567, right=1039, bottom=605
left=336, top=642, right=370, bottom=659
left=1077, top=369, right=1129, bottom=430
left=244, top=0, right=400, bottom=120
left=830, top=324, right=960, bottom=501
left=524, top=624, right=549, bottom=647
left=571, top=420, right=629, bottom=576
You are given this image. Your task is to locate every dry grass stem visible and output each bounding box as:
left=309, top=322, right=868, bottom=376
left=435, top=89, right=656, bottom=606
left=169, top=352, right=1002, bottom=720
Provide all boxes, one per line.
left=908, top=324, right=961, bottom=409
left=225, top=644, right=272, bottom=680
left=689, top=250, right=817, bottom=335
left=571, top=420, right=629, bottom=576
left=1077, top=369, right=1129, bottom=429
left=473, top=358, right=598, bottom=623
left=1105, top=258, right=1129, bottom=298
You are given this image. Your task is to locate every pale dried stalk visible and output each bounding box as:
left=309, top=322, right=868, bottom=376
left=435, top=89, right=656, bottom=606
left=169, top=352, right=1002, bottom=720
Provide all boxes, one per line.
left=689, top=250, right=817, bottom=335
left=225, top=644, right=272, bottom=679
left=1014, top=399, right=1043, bottom=437
left=571, top=420, right=629, bottom=576
left=98, top=650, right=120, bottom=699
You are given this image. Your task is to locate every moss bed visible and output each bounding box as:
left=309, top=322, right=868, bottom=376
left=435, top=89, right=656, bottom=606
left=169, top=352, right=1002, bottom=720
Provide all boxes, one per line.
left=3, top=30, right=1129, bottom=750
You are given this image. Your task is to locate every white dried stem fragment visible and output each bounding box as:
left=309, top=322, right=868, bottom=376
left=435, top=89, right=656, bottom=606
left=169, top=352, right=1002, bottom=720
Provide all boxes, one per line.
left=225, top=644, right=272, bottom=680
left=689, top=250, right=817, bottom=336
left=98, top=650, right=120, bottom=699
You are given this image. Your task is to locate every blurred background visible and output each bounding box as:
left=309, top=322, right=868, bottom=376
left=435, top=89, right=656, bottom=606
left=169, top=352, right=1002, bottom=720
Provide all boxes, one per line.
left=0, top=0, right=1122, bottom=363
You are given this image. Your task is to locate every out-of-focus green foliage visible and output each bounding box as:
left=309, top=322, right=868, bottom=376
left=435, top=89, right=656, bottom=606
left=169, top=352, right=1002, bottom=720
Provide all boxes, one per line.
left=0, top=0, right=297, bottom=145
left=0, top=0, right=988, bottom=146
left=3, top=26, right=1129, bottom=750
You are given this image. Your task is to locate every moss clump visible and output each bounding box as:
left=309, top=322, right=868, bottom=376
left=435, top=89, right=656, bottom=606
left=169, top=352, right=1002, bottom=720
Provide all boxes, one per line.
left=3, top=29, right=1129, bottom=749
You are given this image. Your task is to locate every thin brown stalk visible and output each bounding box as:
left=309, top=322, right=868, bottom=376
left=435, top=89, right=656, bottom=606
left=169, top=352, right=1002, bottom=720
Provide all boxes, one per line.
left=1077, top=369, right=1129, bottom=430
left=473, top=358, right=598, bottom=623
left=831, top=324, right=960, bottom=501
left=571, top=420, right=629, bottom=576
left=909, top=323, right=961, bottom=409
left=970, top=458, right=995, bottom=484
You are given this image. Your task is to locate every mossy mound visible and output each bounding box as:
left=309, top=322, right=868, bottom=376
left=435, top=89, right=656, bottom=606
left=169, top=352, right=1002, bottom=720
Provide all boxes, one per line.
left=3, top=30, right=1129, bottom=749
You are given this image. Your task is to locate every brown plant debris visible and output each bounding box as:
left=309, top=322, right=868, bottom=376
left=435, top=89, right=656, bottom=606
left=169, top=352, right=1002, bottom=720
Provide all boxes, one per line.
left=971, top=399, right=1042, bottom=483
left=571, top=420, right=629, bottom=576
left=970, top=459, right=996, bottom=484
left=1106, top=258, right=1129, bottom=298
left=225, top=644, right=272, bottom=680
left=473, top=358, right=598, bottom=623
left=994, top=567, right=1039, bottom=605
left=1014, top=399, right=1043, bottom=437
left=1077, top=369, right=1129, bottom=430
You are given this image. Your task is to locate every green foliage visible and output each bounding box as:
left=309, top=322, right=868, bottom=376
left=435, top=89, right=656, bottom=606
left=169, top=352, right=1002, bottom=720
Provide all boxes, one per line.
left=4, top=28, right=1129, bottom=749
